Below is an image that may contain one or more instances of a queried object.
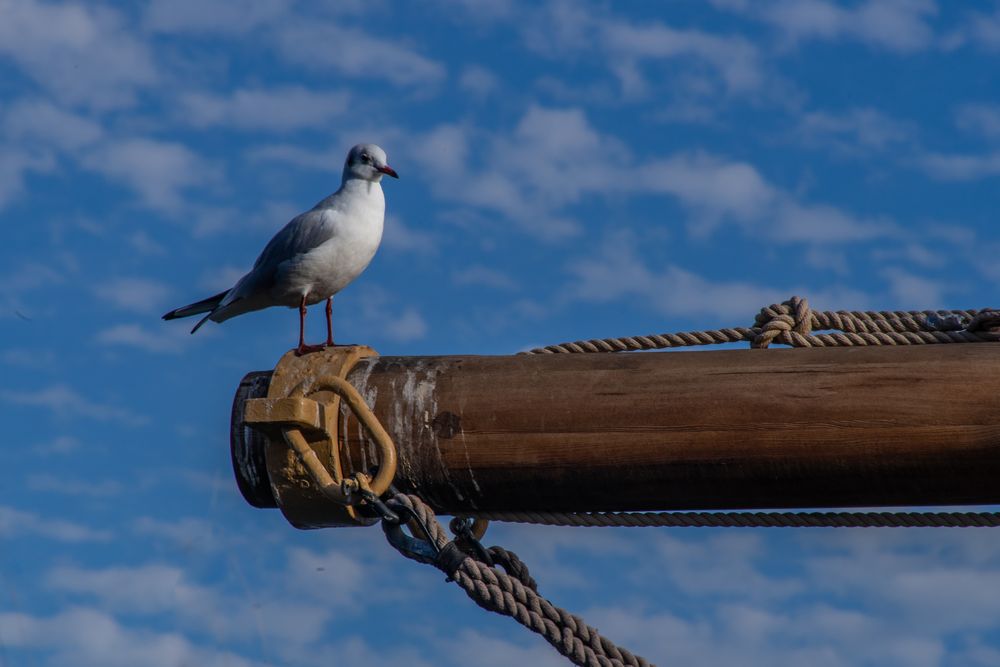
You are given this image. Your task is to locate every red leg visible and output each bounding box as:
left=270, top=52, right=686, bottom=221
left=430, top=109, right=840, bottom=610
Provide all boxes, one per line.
left=295, top=295, right=325, bottom=356
left=325, top=297, right=334, bottom=347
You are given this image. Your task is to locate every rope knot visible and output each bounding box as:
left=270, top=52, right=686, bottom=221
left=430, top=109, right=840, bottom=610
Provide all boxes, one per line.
left=752, top=296, right=813, bottom=348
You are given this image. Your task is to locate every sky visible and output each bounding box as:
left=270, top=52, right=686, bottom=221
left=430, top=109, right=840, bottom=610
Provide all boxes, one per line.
left=3, top=0, right=1000, bottom=665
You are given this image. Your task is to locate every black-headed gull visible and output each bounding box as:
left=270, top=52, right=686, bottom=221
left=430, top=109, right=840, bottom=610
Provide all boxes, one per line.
left=163, top=143, right=398, bottom=355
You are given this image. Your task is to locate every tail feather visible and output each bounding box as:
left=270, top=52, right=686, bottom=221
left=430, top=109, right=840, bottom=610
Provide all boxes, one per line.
left=162, top=290, right=228, bottom=326
left=190, top=310, right=215, bottom=334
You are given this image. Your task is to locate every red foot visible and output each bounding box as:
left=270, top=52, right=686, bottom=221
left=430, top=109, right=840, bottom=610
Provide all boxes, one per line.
left=295, top=343, right=327, bottom=356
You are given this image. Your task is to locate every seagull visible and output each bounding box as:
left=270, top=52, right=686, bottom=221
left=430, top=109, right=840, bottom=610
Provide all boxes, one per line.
left=163, top=143, right=398, bottom=355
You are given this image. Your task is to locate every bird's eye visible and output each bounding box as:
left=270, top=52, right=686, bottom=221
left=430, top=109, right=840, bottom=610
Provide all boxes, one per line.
left=360, top=153, right=371, bottom=163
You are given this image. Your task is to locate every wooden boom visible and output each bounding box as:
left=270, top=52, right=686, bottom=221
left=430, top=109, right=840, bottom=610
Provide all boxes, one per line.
left=231, top=344, right=1000, bottom=528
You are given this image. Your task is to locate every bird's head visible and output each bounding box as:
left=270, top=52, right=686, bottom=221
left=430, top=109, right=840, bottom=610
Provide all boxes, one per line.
left=343, top=143, right=398, bottom=183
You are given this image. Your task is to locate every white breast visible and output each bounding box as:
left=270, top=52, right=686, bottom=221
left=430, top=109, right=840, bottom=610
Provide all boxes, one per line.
left=275, top=182, right=385, bottom=305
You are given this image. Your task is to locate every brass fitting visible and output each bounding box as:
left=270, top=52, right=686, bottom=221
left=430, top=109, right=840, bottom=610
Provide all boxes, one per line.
left=237, top=345, right=392, bottom=528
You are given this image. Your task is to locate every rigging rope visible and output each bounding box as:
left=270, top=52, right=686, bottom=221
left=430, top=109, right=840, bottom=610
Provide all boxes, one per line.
left=523, top=296, right=1000, bottom=354
left=382, top=493, right=655, bottom=667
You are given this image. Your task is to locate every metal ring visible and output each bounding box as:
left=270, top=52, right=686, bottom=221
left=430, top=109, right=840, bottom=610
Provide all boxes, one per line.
left=289, top=375, right=398, bottom=498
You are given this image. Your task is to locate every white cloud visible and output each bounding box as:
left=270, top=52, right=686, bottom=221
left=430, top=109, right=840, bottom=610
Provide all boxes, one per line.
left=132, top=516, right=219, bottom=551
left=916, top=151, right=1000, bottom=181
left=95, top=323, right=194, bottom=354
left=32, top=434, right=81, bottom=455
left=435, top=629, right=567, bottom=667
left=565, top=231, right=871, bottom=321
left=199, top=264, right=247, bottom=292
left=246, top=143, right=343, bottom=172
left=144, top=0, right=289, bottom=34
left=519, top=2, right=773, bottom=103
left=27, top=473, right=123, bottom=498
left=176, top=86, right=350, bottom=131
left=274, top=21, right=446, bottom=87
left=717, top=0, right=938, bottom=53
left=795, top=107, right=912, bottom=154
left=94, top=277, right=172, bottom=313
left=0, top=384, right=146, bottom=425
left=0, top=505, right=111, bottom=542
left=0, top=607, right=262, bottom=667
left=638, top=151, right=776, bottom=224
left=601, top=21, right=764, bottom=94
left=954, top=103, right=1000, bottom=140
left=3, top=98, right=103, bottom=151
left=82, top=138, right=219, bottom=212
left=945, top=6, right=1000, bottom=51
left=0, top=0, right=156, bottom=109
left=0, top=148, right=55, bottom=208
left=382, top=215, right=437, bottom=255
left=410, top=107, right=897, bottom=245
left=453, top=265, right=518, bottom=290
left=357, top=287, right=430, bottom=342
left=881, top=267, right=947, bottom=307
left=459, top=65, right=500, bottom=98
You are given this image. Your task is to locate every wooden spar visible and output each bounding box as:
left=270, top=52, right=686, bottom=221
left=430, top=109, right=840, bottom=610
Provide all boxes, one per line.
left=232, top=344, right=1000, bottom=528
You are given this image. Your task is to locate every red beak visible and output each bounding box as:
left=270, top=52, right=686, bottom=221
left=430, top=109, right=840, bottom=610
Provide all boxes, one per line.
left=377, top=164, right=399, bottom=178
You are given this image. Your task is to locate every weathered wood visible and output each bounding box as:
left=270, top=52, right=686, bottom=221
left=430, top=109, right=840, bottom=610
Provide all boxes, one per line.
left=233, top=345, right=1000, bottom=524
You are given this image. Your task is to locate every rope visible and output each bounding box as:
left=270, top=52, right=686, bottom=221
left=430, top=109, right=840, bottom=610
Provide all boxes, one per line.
left=524, top=296, right=1000, bottom=354
left=473, top=510, right=1000, bottom=528
left=384, top=493, right=654, bottom=667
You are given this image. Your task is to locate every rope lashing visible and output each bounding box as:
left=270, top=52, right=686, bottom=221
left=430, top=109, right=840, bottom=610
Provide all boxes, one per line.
left=381, top=493, right=654, bottom=667
left=524, top=296, right=1000, bottom=354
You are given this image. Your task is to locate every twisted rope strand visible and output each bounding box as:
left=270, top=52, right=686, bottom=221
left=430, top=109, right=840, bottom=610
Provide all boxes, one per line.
left=523, top=296, right=1000, bottom=355
left=385, top=494, right=654, bottom=667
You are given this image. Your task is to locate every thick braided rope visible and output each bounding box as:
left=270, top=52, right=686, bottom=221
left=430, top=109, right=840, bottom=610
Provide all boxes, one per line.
left=472, top=510, right=1000, bottom=528
left=524, top=296, right=1000, bottom=355
left=385, top=494, right=653, bottom=667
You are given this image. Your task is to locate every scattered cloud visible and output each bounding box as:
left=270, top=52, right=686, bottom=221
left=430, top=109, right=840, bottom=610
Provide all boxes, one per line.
left=715, top=0, right=938, bottom=53
left=94, top=277, right=172, bottom=314
left=880, top=266, right=947, bottom=307
left=0, top=0, right=156, bottom=109
left=274, top=21, right=446, bottom=87
left=916, top=151, right=1000, bottom=181
left=795, top=107, right=913, bottom=155
left=132, top=516, right=219, bottom=551
left=95, top=323, right=194, bottom=354
left=144, top=0, right=289, bottom=35
left=0, top=505, right=111, bottom=542
left=3, top=98, right=104, bottom=151
left=458, top=64, right=500, bottom=98
left=565, top=231, right=870, bottom=321
left=0, top=384, right=146, bottom=425
left=0, top=607, right=263, bottom=667
left=954, top=103, right=1000, bottom=140
left=31, top=435, right=81, bottom=455
left=357, top=286, right=429, bottom=342
left=176, top=87, right=350, bottom=131
left=81, top=138, right=220, bottom=212
left=382, top=214, right=438, bottom=255
left=26, top=473, right=123, bottom=498
left=452, top=265, right=518, bottom=290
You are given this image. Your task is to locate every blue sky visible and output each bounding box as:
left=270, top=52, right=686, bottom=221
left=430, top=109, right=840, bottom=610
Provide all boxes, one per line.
left=3, top=0, right=1000, bottom=665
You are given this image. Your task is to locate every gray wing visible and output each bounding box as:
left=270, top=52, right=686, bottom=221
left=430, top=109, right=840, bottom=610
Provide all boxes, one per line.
left=226, top=208, right=335, bottom=301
